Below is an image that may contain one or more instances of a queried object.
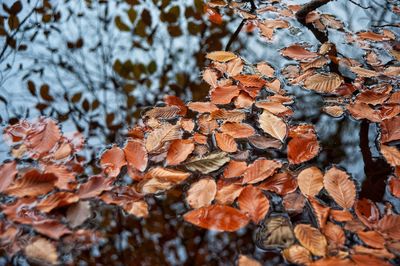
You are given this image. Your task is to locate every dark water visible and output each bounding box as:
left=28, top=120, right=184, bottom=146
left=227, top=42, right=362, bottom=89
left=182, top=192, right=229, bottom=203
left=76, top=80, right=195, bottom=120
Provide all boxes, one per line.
left=0, top=0, right=399, bottom=265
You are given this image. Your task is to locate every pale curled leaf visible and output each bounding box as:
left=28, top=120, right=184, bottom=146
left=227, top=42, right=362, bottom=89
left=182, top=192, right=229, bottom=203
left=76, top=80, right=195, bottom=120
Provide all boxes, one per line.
left=294, top=224, right=327, bottom=257
left=186, top=178, right=217, bottom=209
left=259, top=110, right=287, bottom=142
left=184, top=152, right=230, bottom=174
left=323, top=167, right=356, bottom=209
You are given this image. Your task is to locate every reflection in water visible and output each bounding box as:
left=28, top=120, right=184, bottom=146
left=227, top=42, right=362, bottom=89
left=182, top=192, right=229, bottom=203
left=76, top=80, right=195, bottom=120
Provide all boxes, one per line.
left=0, top=0, right=399, bottom=265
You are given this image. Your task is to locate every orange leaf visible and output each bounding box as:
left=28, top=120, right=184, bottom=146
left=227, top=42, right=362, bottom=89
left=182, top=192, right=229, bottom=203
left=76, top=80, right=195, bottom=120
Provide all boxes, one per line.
left=294, top=224, right=327, bottom=257
left=223, top=160, right=247, bottom=178
left=238, top=185, right=270, bottom=224
left=242, top=158, right=282, bottom=184
left=357, top=230, right=385, bottom=249
left=297, top=167, right=323, bottom=197
left=258, top=172, right=297, bottom=195
left=323, top=167, right=356, bottom=209
left=36, top=191, right=79, bottom=213
left=215, top=132, right=237, bottom=153
left=186, top=178, right=217, bottom=209
left=5, top=169, right=57, bottom=197
left=166, top=139, right=194, bottom=165
left=220, top=122, right=255, bottom=138
left=380, top=116, right=400, bottom=143
left=0, top=161, right=17, bottom=192
left=100, top=145, right=126, bottom=178
left=281, top=44, right=319, bottom=61
left=123, top=139, right=148, bottom=172
left=187, top=101, right=219, bottom=113
left=78, top=175, right=114, bottom=199
left=183, top=204, right=249, bottom=232
left=210, top=85, right=240, bottom=105
left=26, top=118, right=61, bottom=157
left=258, top=110, right=287, bottom=142
left=233, top=74, right=266, bottom=88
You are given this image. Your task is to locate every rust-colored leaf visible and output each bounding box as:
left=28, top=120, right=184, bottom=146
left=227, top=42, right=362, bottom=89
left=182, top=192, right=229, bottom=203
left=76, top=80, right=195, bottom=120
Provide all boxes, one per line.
left=123, top=139, right=148, bottom=172
left=242, top=158, right=282, bottom=184
left=166, top=139, right=194, bottom=165
left=294, top=224, right=327, bottom=257
left=210, top=85, right=240, bottom=105
left=184, top=204, right=249, bottom=232
left=283, top=192, right=306, bottom=215
left=32, top=219, right=71, bottom=240
left=323, top=167, right=356, bottom=209
left=283, top=244, right=312, bottom=265
left=223, top=160, right=247, bottom=178
left=78, top=175, right=114, bottom=199
left=233, top=74, right=266, bottom=88
left=0, top=161, right=17, bottom=192
left=357, top=230, right=385, bottom=249
left=355, top=198, right=380, bottom=228
left=257, top=62, right=275, bottom=78
left=380, top=145, right=400, bottom=166
left=238, top=185, right=270, bottom=224
left=323, top=222, right=345, bottom=248
left=281, top=44, right=319, bottom=61
left=206, top=51, right=237, bottom=62
left=258, top=172, right=297, bottom=195
left=5, top=169, right=57, bottom=197
left=297, top=167, right=323, bottom=197
left=380, top=116, right=400, bottom=143
left=347, top=101, right=381, bottom=122
left=288, top=125, right=320, bottom=165
left=145, top=123, right=182, bottom=153
left=215, top=132, right=237, bottom=153
left=188, top=101, right=219, bottom=113
left=351, top=254, right=392, bottom=266
left=100, top=145, right=126, bottom=177
left=259, top=110, right=287, bottom=142
left=308, top=197, right=330, bottom=228
left=377, top=214, right=400, bottom=240
left=215, top=183, right=243, bottom=204
left=220, top=122, right=255, bottom=138
left=66, top=201, right=91, bottom=228
left=36, top=192, right=79, bottom=213
left=237, top=255, right=261, bottom=266
left=304, top=73, right=343, bottom=94
left=186, top=178, right=217, bottom=209
left=26, top=118, right=61, bottom=157
left=388, top=176, right=400, bottom=198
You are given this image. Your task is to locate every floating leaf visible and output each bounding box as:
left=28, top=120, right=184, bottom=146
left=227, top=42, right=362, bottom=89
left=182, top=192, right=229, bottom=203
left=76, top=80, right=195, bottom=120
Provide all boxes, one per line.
left=223, top=160, right=247, bottom=178
left=123, top=139, right=148, bottom=172
left=281, top=44, right=319, bottom=61
left=145, top=123, right=182, bottom=153
left=323, top=167, right=356, bottom=209
left=5, top=169, right=57, bottom=197
left=357, top=230, right=385, bottom=249
left=184, top=205, right=249, bottom=232
left=210, top=85, right=240, bottom=105
left=297, top=167, right=323, bottom=197
left=185, top=152, right=230, bottom=174
left=237, top=255, right=261, bottom=266
left=0, top=161, right=17, bottom=192
left=215, top=183, right=243, bottom=204
left=242, top=158, right=282, bottom=184
left=100, top=145, right=126, bottom=177
left=36, top=192, right=79, bottom=213
left=380, top=145, right=400, bottom=166
left=304, top=73, right=343, bottom=94
left=355, top=198, right=380, bottom=228
left=78, top=175, right=114, bottom=199
left=215, top=132, right=237, bottom=153
left=166, top=139, right=194, bottom=165
left=256, top=214, right=295, bottom=250
left=380, top=116, right=400, bottom=143
left=32, top=220, right=71, bottom=240
left=258, top=172, right=297, bottom=195
left=282, top=244, right=312, bottom=265
left=259, top=110, right=287, bottom=142
left=26, top=118, right=61, bottom=157
left=66, top=201, right=91, bottom=228
left=206, top=51, right=237, bottom=62
left=323, top=222, right=345, bottom=247
left=288, top=124, right=320, bottom=165
left=144, top=106, right=180, bottom=119
left=24, top=238, right=58, bottom=265
left=294, top=224, right=327, bottom=257
left=186, top=178, right=217, bottom=209
left=238, top=185, right=270, bottom=224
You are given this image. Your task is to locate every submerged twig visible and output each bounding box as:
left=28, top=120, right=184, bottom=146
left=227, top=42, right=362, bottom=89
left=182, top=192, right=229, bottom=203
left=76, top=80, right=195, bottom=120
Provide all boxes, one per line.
left=225, top=19, right=247, bottom=51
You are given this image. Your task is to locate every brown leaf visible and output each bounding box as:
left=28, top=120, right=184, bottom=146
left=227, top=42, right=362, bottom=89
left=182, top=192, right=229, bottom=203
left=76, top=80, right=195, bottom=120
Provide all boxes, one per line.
left=255, top=101, right=292, bottom=116
left=184, top=204, right=249, bottom=232
left=355, top=198, right=380, bottom=228
left=26, top=118, right=61, bottom=157
left=352, top=245, right=395, bottom=260
left=223, top=160, right=247, bottom=178
left=238, top=185, right=270, bottom=224
left=304, top=73, right=343, bottom=94
left=380, top=116, right=400, bottom=143
left=144, top=106, right=180, bottom=119
left=347, top=101, right=381, bottom=122
left=377, top=214, right=400, bottom=240
left=294, top=224, right=327, bottom=257
left=388, top=176, right=400, bottom=198
left=211, top=109, right=246, bottom=122
left=210, top=85, right=240, bottom=105
left=188, top=101, right=219, bottom=113
left=283, top=244, right=312, bottom=265
left=233, top=74, right=266, bottom=88
left=323, top=222, right=345, bottom=248
left=297, top=167, right=323, bottom=197
left=258, top=172, right=297, bottom=195
left=44, top=164, right=76, bottom=190
left=215, top=183, right=243, bottom=204
left=206, top=51, right=237, bottom=62
left=0, top=161, right=17, bottom=192
left=258, top=110, right=287, bottom=142
left=5, top=169, right=57, bottom=197
left=100, top=145, right=126, bottom=178
left=185, top=152, right=230, bottom=174
left=257, top=62, right=275, bottom=78
left=256, top=215, right=295, bottom=249
left=351, top=254, right=392, bottom=266
left=186, top=178, right=217, bottom=209
left=166, top=139, right=194, bottom=165
left=78, top=175, right=114, bottom=199
left=36, top=191, right=79, bottom=213
left=283, top=192, right=306, bottom=215
left=242, top=158, right=282, bottom=184
left=308, top=197, right=330, bottom=228
left=323, top=167, right=356, bottom=209
left=66, top=201, right=91, bottom=228
left=164, top=95, right=187, bottom=116
left=24, top=238, right=58, bottom=265
left=32, top=219, right=71, bottom=239
left=248, top=134, right=282, bottom=149
left=220, top=122, right=255, bottom=138
left=380, top=145, right=400, bottom=166
left=215, top=132, right=237, bottom=153
left=237, top=254, right=262, bottom=266
left=288, top=125, right=320, bottom=164
left=145, top=123, right=182, bottom=153
left=123, top=139, right=148, bottom=172
left=281, top=44, right=319, bottom=61
left=357, top=230, right=385, bottom=249
left=145, top=167, right=190, bottom=183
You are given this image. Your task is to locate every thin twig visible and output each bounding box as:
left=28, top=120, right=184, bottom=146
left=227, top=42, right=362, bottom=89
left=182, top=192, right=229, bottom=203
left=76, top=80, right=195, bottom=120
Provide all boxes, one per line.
left=348, top=0, right=372, bottom=9
left=296, top=0, right=331, bottom=24
left=248, top=0, right=257, bottom=12
left=225, top=19, right=247, bottom=51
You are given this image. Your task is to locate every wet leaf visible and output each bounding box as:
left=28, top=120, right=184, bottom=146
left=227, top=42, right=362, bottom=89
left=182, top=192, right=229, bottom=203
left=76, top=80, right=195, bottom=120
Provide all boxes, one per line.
left=188, top=101, right=219, bottom=113
left=166, top=139, right=194, bottom=165
left=237, top=254, right=261, bottom=266
left=323, top=167, right=356, bottom=209
left=354, top=198, right=380, bottom=228
left=380, top=116, right=400, bottom=143
left=145, top=123, right=182, bottom=153
left=27, top=118, right=61, bottom=157
left=215, top=183, right=243, bottom=204
left=215, top=132, right=237, bottom=153
left=380, top=145, right=400, bottom=167
left=259, top=110, right=287, bottom=142
left=281, top=44, right=319, bottom=61
left=220, top=122, right=255, bottom=138
left=100, top=145, right=126, bottom=177
left=294, top=224, right=327, bottom=257
left=323, top=222, right=345, bottom=247
left=66, top=201, right=91, bottom=228
left=36, top=192, right=79, bottom=213
left=78, top=175, right=114, bottom=199
left=5, top=169, right=57, bottom=197
left=24, top=238, right=58, bottom=265
left=184, top=204, right=249, bottom=232
left=258, top=172, right=297, bottom=195
left=206, top=51, right=237, bottom=62
left=210, top=85, right=240, bottom=105
left=304, top=73, right=343, bottom=94
left=32, top=219, right=71, bottom=240
left=123, top=139, right=148, bottom=172
left=283, top=192, right=306, bottom=215
left=282, top=244, right=312, bottom=265
left=256, top=214, right=295, bottom=250
left=357, top=230, right=385, bottom=249
left=223, top=160, right=247, bottom=178
left=186, top=178, right=217, bottom=209
left=242, top=158, right=282, bottom=184
left=297, top=167, right=323, bottom=197
left=0, top=161, right=17, bottom=192
left=308, top=197, right=330, bottom=228
left=288, top=125, right=320, bottom=165
left=238, top=185, right=270, bottom=224
left=185, top=152, right=230, bottom=174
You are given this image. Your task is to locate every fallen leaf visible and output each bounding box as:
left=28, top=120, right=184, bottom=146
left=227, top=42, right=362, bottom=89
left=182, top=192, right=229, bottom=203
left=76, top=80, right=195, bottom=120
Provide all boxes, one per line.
left=66, top=201, right=91, bottom=228
left=281, top=44, right=319, bottom=61
left=185, top=152, right=230, bottom=174
left=242, top=158, right=282, bottom=184
left=24, top=238, right=58, bottom=265
left=323, top=167, right=356, bottom=209
left=237, top=254, right=262, bottom=266
left=100, top=145, right=126, bottom=177
left=256, top=214, right=295, bottom=249
left=215, top=132, right=237, bottom=153
left=357, top=230, right=385, bottom=249
left=78, top=175, right=114, bottom=199
left=166, top=139, right=195, bottom=165
left=259, top=110, right=287, bottom=142
left=220, top=122, right=255, bottom=138
left=294, top=224, right=327, bottom=257
left=123, top=139, right=148, bottom=172
left=380, top=116, right=400, bottom=143
left=145, top=123, right=182, bottom=153
left=186, top=178, right=217, bottom=209
left=36, top=191, right=79, bottom=213
left=238, top=185, right=270, bottom=224
left=304, top=73, right=343, bottom=94
left=283, top=244, right=312, bottom=265
left=297, top=167, right=323, bottom=197
left=5, top=169, right=57, bottom=197
left=0, top=161, right=17, bottom=192
left=223, top=160, right=247, bottom=178
left=206, top=51, right=237, bottom=62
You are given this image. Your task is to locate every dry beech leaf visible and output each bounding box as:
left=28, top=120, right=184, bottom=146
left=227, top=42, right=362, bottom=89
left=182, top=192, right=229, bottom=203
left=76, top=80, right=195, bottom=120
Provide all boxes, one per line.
left=282, top=191, right=306, bottom=215
left=26, top=118, right=61, bottom=157
left=186, top=178, right=217, bottom=209
left=184, top=204, right=249, bottom=232
left=66, top=201, right=91, bottom=228
left=24, top=238, right=58, bottom=265
left=164, top=95, right=187, bottom=116
left=248, top=134, right=282, bottom=150
left=36, top=191, right=79, bottom=213
left=185, top=152, right=230, bottom=174
left=388, top=176, right=400, bottom=198
left=323, top=105, right=344, bottom=117
left=215, top=132, right=237, bottom=153
left=257, top=62, right=275, bottom=78
left=203, top=68, right=219, bottom=88
left=297, top=166, right=324, bottom=197
left=258, top=172, right=297, bottom=195
left=78, top=175, right=114, bottom=199
left=0, top=161, right=17, bottom=192
left=354, top=198, right=380, bottom=228
left=308, top=197, right=330, bottom=228
left=215, top=183, right=243, bottom=204
left=210, top=85, right=240, bottom=105
left=211, top=109, right=246, bottom=122
left=144, top=106, right=180, bottom=120
left=242, top=158, right=282, bottom=184
left=380, top=116, right=400, bottom=143
left=255, top=101, right=292, bottom=116
left=220, top=122, right=255, bottom=138
left=32, top=219, right=71, bottom=240
left=309, top=257, right=354, bottom=266
left=351, top=254, right=392, bottom=266
left=223, top=160, right=247, bottom=178
left=281, top=44, right=319, bottom=61
left=380, top=145, right=400, bottom=166
left=330, top=209, right=353, bottom=222
left=233, top=74, right=266, bottom=88
left=357, top=230, right=385, bottom=249
left=259, top=110, right=287, bottom=142
left=206, top=51, right=237, bottom=62
left=256, top=214, right=295, bottom=250
left=166, top=139, right=195, bottom=165
left=238, top=185, right=270, bottom=224
left=347, top=101, right=381, bottom=122
left=123, top=139, right=148, bottom=172
left=5, top=169, right=57, bottom=197
left=100, top=145, right=126, bottom=177
left=124, top=200, right=149, bottom=218
left=188, top=101, right=219, bottom=113
left=282, top=244, right=312, bottom=265
left=323, top=222, right=345, bottom=248
left=377, top=214, right=400, bottom=240
left=288, top=125, right=320, bottom=165
left=294, top=224, right=327, bottom=257
left=323, top=167, right=356, bottom=209
left=145, top=167, right=190, bottom=183
left=304, top=73, right=343, bottom=94
left=352, top=245, right=395, bottom=260
left=234, top=92, right=253, bottom=109
left=145, top=123, right=181, bottom=153
left=237, top=254, right=261, bottom=266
